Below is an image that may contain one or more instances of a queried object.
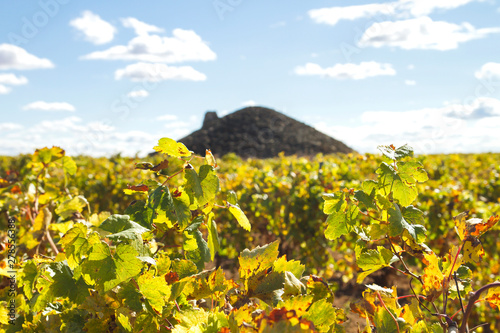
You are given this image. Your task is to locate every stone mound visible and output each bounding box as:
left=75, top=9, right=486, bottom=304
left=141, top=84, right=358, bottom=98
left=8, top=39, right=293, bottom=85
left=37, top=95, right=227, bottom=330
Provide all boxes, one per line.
left=179, top=106, right=354, bottom=158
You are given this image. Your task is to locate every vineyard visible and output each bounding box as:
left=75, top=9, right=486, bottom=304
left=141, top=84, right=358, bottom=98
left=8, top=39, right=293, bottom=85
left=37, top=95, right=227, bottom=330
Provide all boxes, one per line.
left=1, top=138, right=500, bottom=332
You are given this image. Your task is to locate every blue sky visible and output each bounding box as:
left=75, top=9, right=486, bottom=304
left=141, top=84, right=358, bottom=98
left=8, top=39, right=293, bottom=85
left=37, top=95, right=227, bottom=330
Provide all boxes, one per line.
left=1, top=0, right=500, bottom=156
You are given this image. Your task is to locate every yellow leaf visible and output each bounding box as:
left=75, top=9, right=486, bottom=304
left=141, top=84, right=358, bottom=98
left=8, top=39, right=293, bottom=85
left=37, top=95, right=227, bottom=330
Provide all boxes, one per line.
left=153, top=137, right=191, bottom=157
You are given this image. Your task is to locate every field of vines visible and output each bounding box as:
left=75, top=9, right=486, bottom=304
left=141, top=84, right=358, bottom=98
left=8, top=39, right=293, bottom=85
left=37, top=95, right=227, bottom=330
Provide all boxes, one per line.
left=1, top=138, right=500, bottom=332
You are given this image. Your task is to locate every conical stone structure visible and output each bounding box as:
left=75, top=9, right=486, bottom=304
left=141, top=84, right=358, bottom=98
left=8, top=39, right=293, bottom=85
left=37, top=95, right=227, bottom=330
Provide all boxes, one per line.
left=179, top=106, right=354, bottom=158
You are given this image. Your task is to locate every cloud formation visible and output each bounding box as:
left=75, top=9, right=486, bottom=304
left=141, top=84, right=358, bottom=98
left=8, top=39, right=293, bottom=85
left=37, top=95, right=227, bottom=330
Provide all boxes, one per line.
left=359, top=17, right=500, bottom=50
left=294, top=61, right=396, bottom=80
left=115, top=62, right=206, bottom=82
left=70, top=11, right=116, bottom=45
left=0, top=44, right=54, bottom=70
left=121, top=17, right=164, bottom=36
left=475, top=62, right=500, bottom=81
left=82, top=28, right=216, bottom=63
left=0, top=73, right=28, bottom=94
left=309, top=0, right=482, bottom=26
left=23, top=101, right=76, bottom=112
left=313, top=97, right=500, bottom=154
left=241, top=100, right=257, bottom=107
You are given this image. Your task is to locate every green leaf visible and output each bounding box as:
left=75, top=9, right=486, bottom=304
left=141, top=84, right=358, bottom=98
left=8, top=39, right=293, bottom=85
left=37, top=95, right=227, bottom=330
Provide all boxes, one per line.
left=399, top=161, right=428, bottom=183
left=148, top=185, right=191, bottom=229
left=172, top=259, right=198, bottom=280
left=33, top=262, right=89, bottom=312
left=34, top=146, right=65, bottom=164
left=99, top=214, right=149, bottom=234
left=55, top=196, right=88, bottom=219
left=81, top=243, right=143, bottom=293
left=118, top=281, right=144, bottom=312
left=325, top=210, right=348, bottom=240
left=374, top=306, right=399, bottom=333
left=137, top=271, right=171, bottom=312
left=388, top=203, right=426, bottom=242
left=184, top=165, right=219, bottom=208
left=227, top=190, right=238, bottom=205
left=303, top=298, right=338, bottom=332
left=239, top=241, right=279, bottom=282
left=324, top=195, right=359, bottom=240
left=356, top=247, right=398, bottom=283
left=153, top=137, right=191, bottom=157
left=172, top=309, right=209, bottom=333
left=322, top=192, right=345, bottom=215
left=378, top=144, right=413, bottom=161
left=272, top=256, right=305, bottom=279
left=183, top=218, right=211, bottom=270
left=228, top=203, right=251, bottom=231
left=207, top=213, right=220, bottom=261
left=61, top=156, right=77, bottom=175
left=124, top=200, right=153, bottom=229
left=377, top=162, right=417, bottom=207
left=18, top=261, right=38, bottom=300
left=355, top=190, right=376, bottom=210
left=134, top=313, right=159, bottom=332
left=60, top=223, right=100, bottom=269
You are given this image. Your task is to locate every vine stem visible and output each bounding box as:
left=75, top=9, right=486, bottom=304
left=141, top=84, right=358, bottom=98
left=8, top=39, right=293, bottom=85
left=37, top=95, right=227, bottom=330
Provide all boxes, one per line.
left=458, top=282, right=500, bottom=333
left=45, top=229, right=59, bottom=255
left=388, top=238, right=420, bottom=281
left=376, top=291, right=400, bottom=333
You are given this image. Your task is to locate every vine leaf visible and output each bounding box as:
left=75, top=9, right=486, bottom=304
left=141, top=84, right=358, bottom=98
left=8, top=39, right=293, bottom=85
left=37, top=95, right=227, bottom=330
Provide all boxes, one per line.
left=378, top=144, right=413, bottom=161
left=81, top=243, right=143, bottom=293
left=207, top=213, right=220, bottom=261
left=388, top=203, right=426, bottom=242
left=421, top=252, right=445, bottom=302
left=323, top=192, right=359, bottom=240
left=137, top=270, right=171, bottom=312
left=356, top=247, right=398, bottom=283
left=148, top=185, right=191, bottom=229
left=153, top=137, right=191, bottom=157
left=228, top=203, right=251, bottom=231
left=60, top=223, right=100, bottom=269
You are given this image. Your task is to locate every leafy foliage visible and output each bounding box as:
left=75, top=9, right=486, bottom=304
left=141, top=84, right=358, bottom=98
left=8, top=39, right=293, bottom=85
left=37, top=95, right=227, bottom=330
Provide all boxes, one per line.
left=1, top=139, right=500, bottom=332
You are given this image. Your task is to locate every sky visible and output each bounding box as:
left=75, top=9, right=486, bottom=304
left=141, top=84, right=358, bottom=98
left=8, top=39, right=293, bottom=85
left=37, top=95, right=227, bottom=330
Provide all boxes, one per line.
left=1, top=0, right=500, bottom=156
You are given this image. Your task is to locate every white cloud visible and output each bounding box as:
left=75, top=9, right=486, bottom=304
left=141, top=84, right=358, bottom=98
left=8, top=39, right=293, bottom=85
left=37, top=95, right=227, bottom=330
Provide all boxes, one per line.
left=115, top=62, right=207, bottom=82
left=0, top=74, right=28, bottom=85
left=314, top=97, right=500, bottom=154
left=400, top=0, right=482, bottom=17
left=127, top=89, right=149, bottom=98
left=309, top=3, right=395, bottom=26
left=70, top=11, right=116, bottom=45
left=359, top=17, right=500, bottom=50
left=405, top=79, right=416, bottom=85
left=157, top=114, right=178, bottom=121
left=0, top=73, right=28, bottom=94
left=82, top=28, right=216, bottom=63
left=0, top=85, right=11, bottom=94
left=475, top=62, right=500, bottom=80
left=308, top=0, right=481, bottom=26
left=241, top=100, right=257, bottom=107
left=408, top=64, right=415, bottom=70
left=121, top=17, right=164, bottom=36
left=0, top=123, right=23, bottom=131
left=23, top=101, right=76, bottom=112
left=0, top=44, right=54, bottom=70
left=294, top=61, right=396, bottom=80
